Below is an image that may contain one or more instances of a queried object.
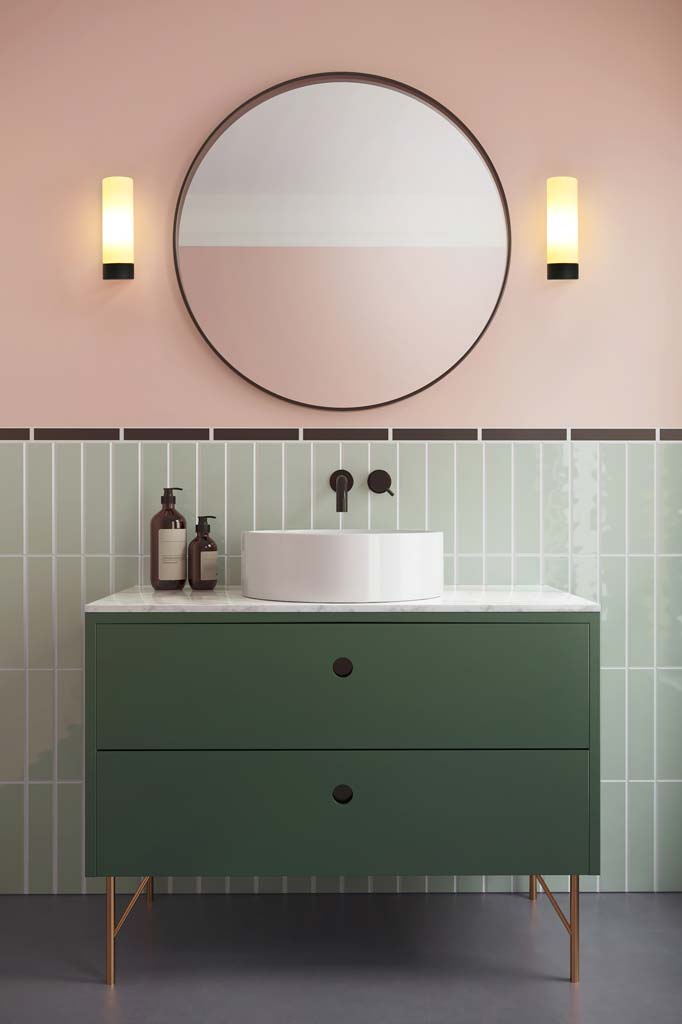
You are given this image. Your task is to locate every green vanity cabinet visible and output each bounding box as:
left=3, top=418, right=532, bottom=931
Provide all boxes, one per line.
left=85, top=600, right=599, bottom=983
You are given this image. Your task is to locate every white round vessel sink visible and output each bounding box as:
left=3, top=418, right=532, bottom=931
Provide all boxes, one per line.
left=241, top=530, right=444, bottom=604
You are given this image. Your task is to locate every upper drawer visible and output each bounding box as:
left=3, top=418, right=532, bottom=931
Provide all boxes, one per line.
left=93, top=621, right=591, bottom=749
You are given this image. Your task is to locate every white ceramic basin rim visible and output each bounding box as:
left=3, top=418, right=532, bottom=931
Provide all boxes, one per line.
left=241, top=530, right=444, bottom=604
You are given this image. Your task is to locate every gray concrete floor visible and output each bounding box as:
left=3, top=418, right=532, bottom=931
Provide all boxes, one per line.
left=0, top=893, right=680, bottom=1024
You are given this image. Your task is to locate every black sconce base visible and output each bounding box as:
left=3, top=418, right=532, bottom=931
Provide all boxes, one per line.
left=547, top=263, right=579, bottom=280
left=103, top=263, right=134, bottom=280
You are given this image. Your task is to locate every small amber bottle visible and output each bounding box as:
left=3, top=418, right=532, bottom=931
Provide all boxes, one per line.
left=188, top=516, right=218, bottom=590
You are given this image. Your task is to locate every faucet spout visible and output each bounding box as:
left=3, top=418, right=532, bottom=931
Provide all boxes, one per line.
left=330, top=470, right=354, bottom=513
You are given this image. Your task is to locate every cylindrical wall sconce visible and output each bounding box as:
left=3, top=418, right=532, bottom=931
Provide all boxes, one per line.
left=546, top=176, right=578, bottom=279
left=102, top=176, right=134, bottom=279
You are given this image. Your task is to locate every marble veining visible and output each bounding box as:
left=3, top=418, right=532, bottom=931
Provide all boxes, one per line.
left=85, top=585, right=599, bottom=614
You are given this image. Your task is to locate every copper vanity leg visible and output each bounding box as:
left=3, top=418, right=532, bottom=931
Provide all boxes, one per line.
left=529, top=874, right=537, bottom=901
left=570, top=874, right=580, bottom=983
left=106, top=876, right=115, bottom=986
left=146, top=876, right=154, bottom=905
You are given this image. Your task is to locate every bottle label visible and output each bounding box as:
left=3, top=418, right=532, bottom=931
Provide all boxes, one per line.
left=200, top=550, right=218, bottom=581
left=158, top=529, right=186, bottom=580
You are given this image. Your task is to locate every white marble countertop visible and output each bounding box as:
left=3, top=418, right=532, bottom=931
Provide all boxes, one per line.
left=85, top=585, right=599, bottom=614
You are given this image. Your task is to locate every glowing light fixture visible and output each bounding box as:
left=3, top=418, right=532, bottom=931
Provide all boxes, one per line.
left=102, top=176, right=134, bottom=279
left=547, top=176, right=578, bottom=279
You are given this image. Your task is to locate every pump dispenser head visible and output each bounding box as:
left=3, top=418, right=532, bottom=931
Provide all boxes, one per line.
left=196, top=515, right=216, bottom=533
left=160, top=486, right=183, bottom=505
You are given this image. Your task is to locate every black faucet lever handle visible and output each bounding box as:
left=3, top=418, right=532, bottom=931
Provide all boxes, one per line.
left=367, top=470, right=394, bottom=497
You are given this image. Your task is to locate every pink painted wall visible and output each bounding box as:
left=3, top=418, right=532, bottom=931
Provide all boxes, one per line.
left=2, top=0, right=681, bottom=426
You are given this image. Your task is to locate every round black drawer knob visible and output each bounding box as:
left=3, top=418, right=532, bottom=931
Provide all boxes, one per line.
left=333, top=657, right=353, bottom=677
left=332, top=784, right=353, bottom=804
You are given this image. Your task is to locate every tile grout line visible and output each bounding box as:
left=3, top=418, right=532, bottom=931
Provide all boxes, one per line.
left=50, top=443, right=58, bottom=894
left=22, top=442, right=29, bottom=893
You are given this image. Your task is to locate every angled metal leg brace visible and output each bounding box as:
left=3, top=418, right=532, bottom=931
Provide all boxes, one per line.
left=529, top=874, right=579, bottom=983
left=105, top=876, right=153, bottom=985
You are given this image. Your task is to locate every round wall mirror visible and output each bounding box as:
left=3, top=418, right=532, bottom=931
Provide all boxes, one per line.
left=174, top=73, right=511, bottom=410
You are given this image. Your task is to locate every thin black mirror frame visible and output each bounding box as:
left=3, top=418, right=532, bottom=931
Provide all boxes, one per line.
left=173, top=71, right=512, bottom=412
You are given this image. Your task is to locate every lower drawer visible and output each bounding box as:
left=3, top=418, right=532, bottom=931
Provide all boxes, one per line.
left=92, top=750, right=591, bottom=876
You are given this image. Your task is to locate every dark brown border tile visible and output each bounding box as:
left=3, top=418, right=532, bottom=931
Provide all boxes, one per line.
left=393, top=428, right=478, bottom=440
left=659, top=430, right=682, bottom=441
left=123, top=428, right=210, bottom=441
left=571, top=429, right=656, bottom=441
left=0, top=428, right=30, bottom=440
left=302, top=429, right=389, bottom=440
left=214, top=428, right=299, bottom=440
left=34, top=428, right=120, bottom=441
left=482, top=429, right=567, bottom=441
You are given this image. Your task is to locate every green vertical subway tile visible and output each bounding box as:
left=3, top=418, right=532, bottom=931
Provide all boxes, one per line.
left=0, top=785, right=24, bottom=892
left=85, top=556, right=110, bottom=605
left=456, top=876, right=484, bottom=893
left=83, top=443, right=110, bottom=555
left=286, top=875, right=313, bottom=894
left=0, top=443, right=22, bottom=553
left=28, top=671, right=53, bottom=781
left=56, top=557, right=82, bottom=670
left=581, top=875, right=600, bottom=893
left=170, top=443, right=197, bottom=523
left=27, top=444, right=52, bottom=554
left=228, top=557, right=242, bottom=587
left=542, top=443, right=569, bottom=554
left=657, top=669, right=682, bottom=779
left=285, top=443, right=311, bottom=530
left=0, top=671, right=24, bottom=780
left=572, top=555, right=598, bottom=602
left=172, top=876, right=199, bottom=893
left=399, top=876, right=426, bottom=893
left=258, top=876, right=284, bottom=894
left=600, top=557, right=626, bottom=667
left=599, top=444, right=626, bottom=555
left=114, top=557, right=139, bottom=592
left=600, top=782, right=626, bottom=891
left=141, top=444, right=167, bottom=556
left=543, top=556, right=569, bottom=591
left=456, top=443, right=482, bottom=554
left=198, top=444, right=226, bottom=553
left=444, top=556, right=454, bottom=586
left=601, top=670, right=626, bottom=779
left=314, top=876, right=342, bottom=894
left=658, top=444, right=682, bottom=554
left=427, top=875, right=455, bottom=893
left=628, top=782, right=654, bottom=892
left=313, top=443, right=340, bottom=530
left=369, top=443, right=397, bottom=531
left=539, top=874, right=569, bottom=892
left=57, top=782, right=82, bottom=893
left=0, top=558, right=23, bottom=667
left=514, top=443, right=540, bottom=554
left=112, top=443, right=139, bottom=556
left=485, top=444, right=511, bottom=555
left=341, top=876, right=369, bottom=893
left=340, top=443, right=369, bottom=531
left=486, top=557, right=511, bottom=585
left=227, top=444, right=254, bottom=554
left=229, top=876, right=256, bottom=894
left=27, top=557, right=53, bottom=669
left=85, top=877, right=106, bottom=894
left=657, top=557, right=682, bottom=666
left=514, top=555, right=540, bottom=585
left=201, top=876, right=228, bottom=894
left=29, top=784, right=53, bottom=893
left=57, top=670, right=82, bottom=781
left=628, top=444, right=654, bottom=553
left=427, top=443, right=454, bottom=554
left=657, top=782, right=682, bottom=890
left=629, top=670, right=655, bottom=780
left=629, top=557, right=654, bottom=667
left=486, top=876, right=514, bottom=893
left=370, top=875, right=397, bottom=894
left=54, top=444, right=81, bottom=554
left=398, top=444, right=426, bottom=531
left=571, top=442, right=598, bottom=555
left=456, top=556, right=483, bottom=585
left=256, top=444, right=283, bottom=530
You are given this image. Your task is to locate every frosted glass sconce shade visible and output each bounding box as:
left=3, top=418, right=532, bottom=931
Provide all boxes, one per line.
left=547, top=176, right=578, bottom=280
left=102, top=176, right=134, bottom=279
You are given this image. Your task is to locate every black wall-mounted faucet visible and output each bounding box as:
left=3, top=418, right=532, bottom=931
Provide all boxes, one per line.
left=330, top=470, right=354, bottom=513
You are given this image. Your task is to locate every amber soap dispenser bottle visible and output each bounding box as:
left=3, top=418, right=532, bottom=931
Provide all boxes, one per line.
left=150, top=487, right=187, bottom=590
left=188, top=516, right=218, bottom=590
